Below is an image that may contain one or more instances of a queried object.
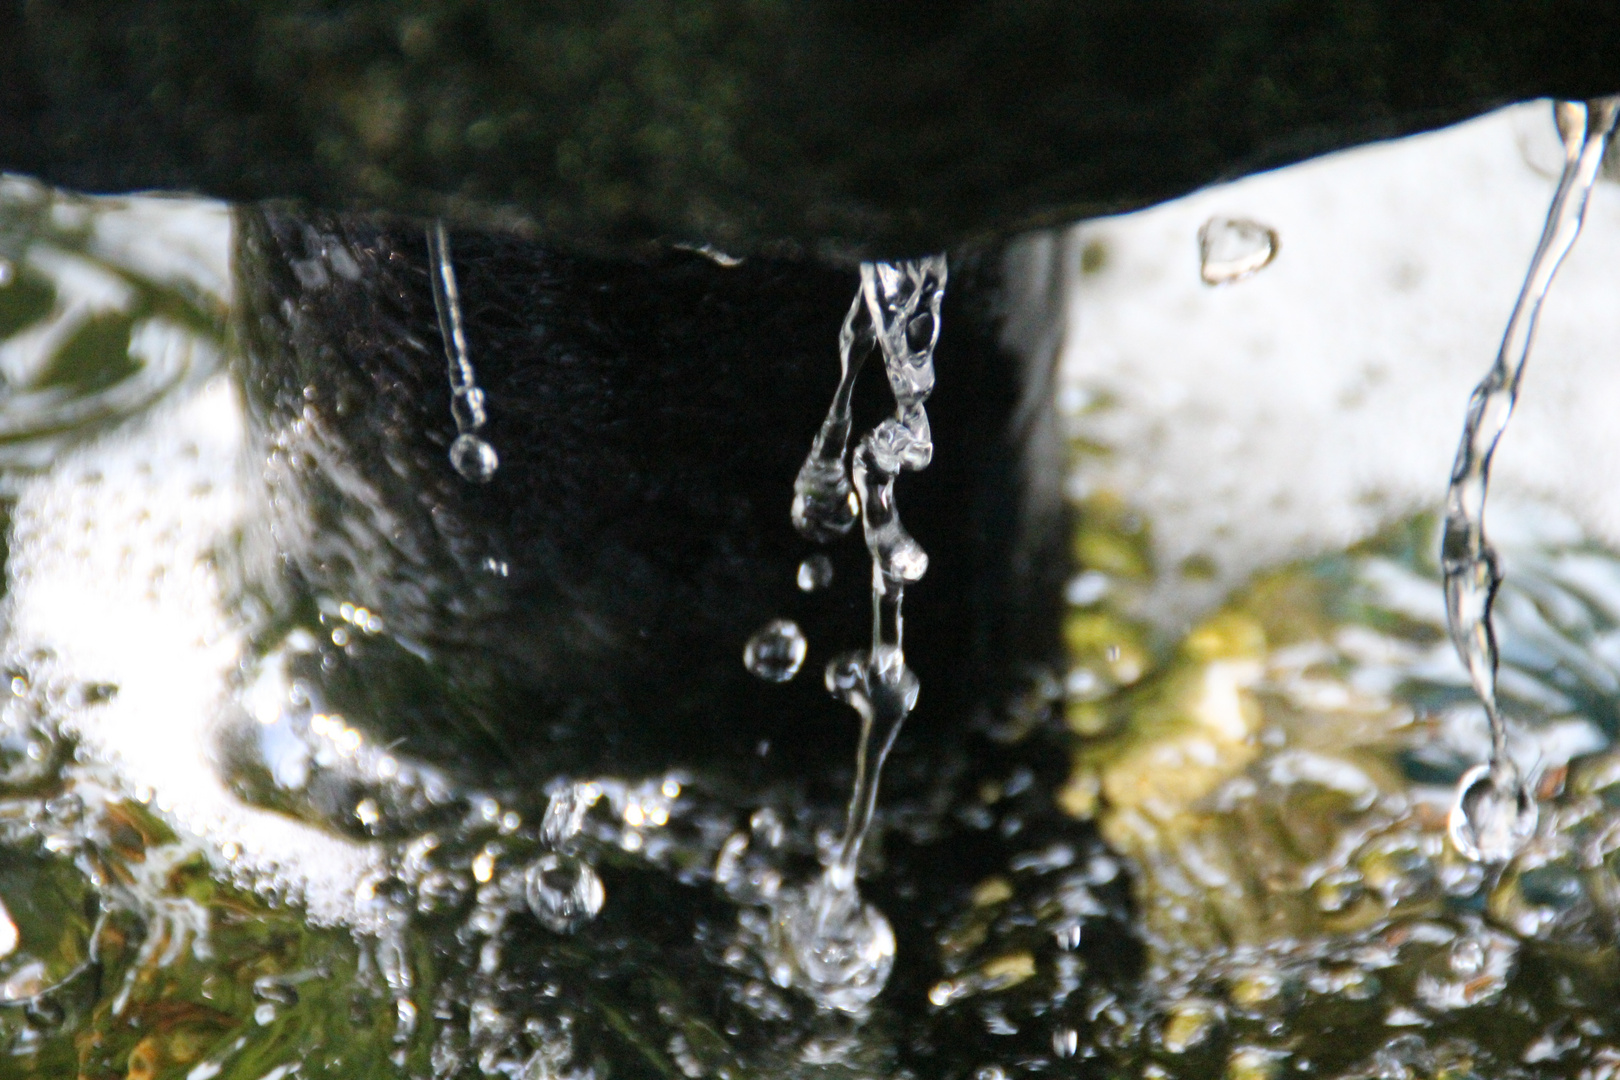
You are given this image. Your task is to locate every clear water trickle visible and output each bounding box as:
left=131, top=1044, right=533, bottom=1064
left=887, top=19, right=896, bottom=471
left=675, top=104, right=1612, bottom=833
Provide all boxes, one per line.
left=1442, top=97, right=1620, bottom=862
left=742, top=619, right=808, bottom=682
left=427, top=221, right=499, bottom=484
left=774, top=255, right=947, bottom=1011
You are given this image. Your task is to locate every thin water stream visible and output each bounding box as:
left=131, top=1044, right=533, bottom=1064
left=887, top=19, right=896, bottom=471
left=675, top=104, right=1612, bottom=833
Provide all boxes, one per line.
left=427, top=221, right=499, bottom=484
left=774, top=256, right=946, bottom=1012
left=1443, top=97, right=1620, bottom=862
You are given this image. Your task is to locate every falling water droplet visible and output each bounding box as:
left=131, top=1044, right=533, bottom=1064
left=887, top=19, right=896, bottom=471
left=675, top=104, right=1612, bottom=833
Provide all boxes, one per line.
left=449, top=433, right=499, bottom=483
left=1448, top=763, right=1537, bottom=863
left=524, top=852, right=605, bottom=933
left=797, top=554, right=835, bottom=592
left=1197, top=217, right=1279, bottom=284
left=1441, top=96, right=1619, bottom=862
left=0, top=258, right=12, bottom=288
left=428, top=221, right=499, bottom=484
left=743, top=619, right=807, bottom=682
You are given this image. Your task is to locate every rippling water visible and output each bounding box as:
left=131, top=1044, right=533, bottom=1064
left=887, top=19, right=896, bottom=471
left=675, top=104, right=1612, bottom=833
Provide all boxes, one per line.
left=4, top=104, right=1620, bottom=1079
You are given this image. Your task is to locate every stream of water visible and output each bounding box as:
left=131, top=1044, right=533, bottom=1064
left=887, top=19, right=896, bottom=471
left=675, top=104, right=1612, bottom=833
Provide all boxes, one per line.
left=774, top=256, right=946, bottom=1014
left=1442, top=98, right=1620, bottom=862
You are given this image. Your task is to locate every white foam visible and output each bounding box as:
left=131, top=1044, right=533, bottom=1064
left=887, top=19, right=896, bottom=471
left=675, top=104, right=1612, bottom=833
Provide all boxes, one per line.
left=1062, top=102, right=1620, bottom=626
left=1, top=367, right=382, bottom=929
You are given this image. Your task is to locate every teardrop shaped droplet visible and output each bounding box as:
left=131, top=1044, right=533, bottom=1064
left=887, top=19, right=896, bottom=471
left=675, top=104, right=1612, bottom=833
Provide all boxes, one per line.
left=524, top=852, right=605, bottom=933
left=449, top=433, right=499, bottom=484
left=743, top=619, right=807, bottom=683
left=797, top=554, right=834, bottom=592
left=1197, top=217, right=1279, bottom=284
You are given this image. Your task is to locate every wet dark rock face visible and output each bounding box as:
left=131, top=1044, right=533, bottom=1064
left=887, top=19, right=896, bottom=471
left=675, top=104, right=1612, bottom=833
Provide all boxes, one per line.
left=233, top=205, right=1065, bottom=800
left=4, top=3, right=1620, bottom=257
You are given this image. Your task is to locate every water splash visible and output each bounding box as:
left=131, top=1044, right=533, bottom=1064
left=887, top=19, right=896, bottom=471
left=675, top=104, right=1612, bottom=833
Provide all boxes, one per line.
left=743, top=619, right=808, bottom=682
left=1442, top=97, right=1620, bottom=862
left=426, top=221, right=499, bottom=484
left=773, top=256, right=946, bottom=1011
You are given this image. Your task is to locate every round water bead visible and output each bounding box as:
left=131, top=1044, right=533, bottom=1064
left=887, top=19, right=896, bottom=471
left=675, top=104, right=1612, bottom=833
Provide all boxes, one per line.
left=770, top=876, right=895, bottom=1013
left=524, top=852, right=605, bottom=933
left=1448, top=763, right=1537, bottom=863
left=449, top=433, right=499, bottom=484
left=743, top=619, right=807, bottom=682
left=797, top=554, right=835, bottom=592
left=1197, top=217, right=1279, bottom=284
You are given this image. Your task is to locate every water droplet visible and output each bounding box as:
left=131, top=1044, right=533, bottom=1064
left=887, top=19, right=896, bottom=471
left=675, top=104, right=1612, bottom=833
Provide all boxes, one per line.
left=0, top=259, right=12, bottom=287
left=1052, top=1027, right=1079, bottom=1058
left=524, top=853, right=605, bottom=933
left=797, top=554, right=834, bottom=592
left=450, top=434, right=499, bottom=484
left=792, top=462, right=859, bottom=542
left=743, top=619, right=807, bottom=682
left=1198, top=217, right=1279, bottom=284
left=1449, top=763, right=1538, bottom=863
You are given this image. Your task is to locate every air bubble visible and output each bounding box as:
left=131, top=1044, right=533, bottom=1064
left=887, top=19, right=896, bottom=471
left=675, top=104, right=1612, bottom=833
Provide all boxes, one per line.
left=524, top=853, right=605, bottom=934
left=743, top=619, right=807, bottom=682
left=1198, top=217, right=1279, bottom=284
